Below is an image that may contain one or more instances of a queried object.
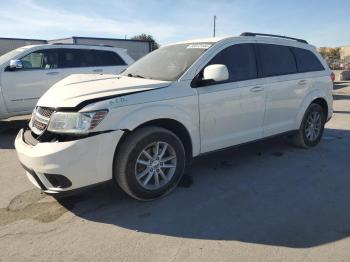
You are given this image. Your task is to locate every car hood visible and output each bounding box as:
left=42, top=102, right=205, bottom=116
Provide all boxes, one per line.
left=38, top=74, right=171, bottom=108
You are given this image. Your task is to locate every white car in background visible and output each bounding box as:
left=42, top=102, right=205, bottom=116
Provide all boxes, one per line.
left=0, top=44, right=134, bottom=119
left=15, top=33, right=333, bottom=200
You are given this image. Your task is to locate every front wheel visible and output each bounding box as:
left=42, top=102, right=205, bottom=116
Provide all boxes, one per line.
left=293, top=103, right=325, bottom=148
left=114, top=126, right=186, bottom=200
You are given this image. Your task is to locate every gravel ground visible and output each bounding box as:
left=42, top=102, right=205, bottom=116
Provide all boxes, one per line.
left=0, top=82, right=349, bottom=262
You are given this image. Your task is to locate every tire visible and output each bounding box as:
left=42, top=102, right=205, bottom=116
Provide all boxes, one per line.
left=114, top=126, right=186, bottom=200
left=293, top=103, right=325, bottom=148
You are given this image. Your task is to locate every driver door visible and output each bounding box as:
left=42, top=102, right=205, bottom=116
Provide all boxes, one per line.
left=197, top=43, right=266, bottom=153
left=1, top=48, right=62, bottom=113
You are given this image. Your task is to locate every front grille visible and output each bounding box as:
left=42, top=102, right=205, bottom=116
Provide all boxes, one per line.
left=33, top=119, right=47, bottom=131
left=36, top=107, right=54, bottom=118
left=30, top=106, right=55, bottom=135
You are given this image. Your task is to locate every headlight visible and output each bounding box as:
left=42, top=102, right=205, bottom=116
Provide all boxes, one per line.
left=47, top=110, right=108, bottom=134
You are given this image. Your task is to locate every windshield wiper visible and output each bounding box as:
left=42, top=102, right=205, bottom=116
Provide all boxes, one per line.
left=127, top=73, right=145, bottom=79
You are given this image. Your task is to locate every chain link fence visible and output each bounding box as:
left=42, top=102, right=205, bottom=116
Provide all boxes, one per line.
left=326, top=57, right=350, bottom=70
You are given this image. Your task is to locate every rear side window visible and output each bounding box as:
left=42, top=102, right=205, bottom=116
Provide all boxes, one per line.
left=258, top=44, right=297, bottom=77
left=291, top=47, right=325, bottom=72
left=94, top=50, right=126, bottom=66
left=80, top=50, right=96, bottom=67
left=59, top=49, right=81, bottom=68
left=208, top=44, right=257, bottom=82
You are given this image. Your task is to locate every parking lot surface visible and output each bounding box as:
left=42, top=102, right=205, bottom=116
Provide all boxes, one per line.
left=0, top=82, right=349, bottom=262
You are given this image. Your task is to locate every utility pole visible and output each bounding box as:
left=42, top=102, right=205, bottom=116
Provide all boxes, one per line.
left=213, top=15, right=216, bottom=37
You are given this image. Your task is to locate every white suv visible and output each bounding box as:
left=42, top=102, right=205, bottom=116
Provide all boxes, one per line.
left=0, top=44, right=134, bottom=119
left=15, top=33, right=333, bottom=200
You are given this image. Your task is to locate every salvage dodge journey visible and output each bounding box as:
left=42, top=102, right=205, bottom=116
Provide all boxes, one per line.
left=15, top=33, right=333, bottom=200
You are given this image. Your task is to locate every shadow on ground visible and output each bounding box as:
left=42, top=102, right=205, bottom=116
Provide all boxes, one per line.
left=56, top=128, right=350, bottom=249
left=0, top=119, right=29, bottom=149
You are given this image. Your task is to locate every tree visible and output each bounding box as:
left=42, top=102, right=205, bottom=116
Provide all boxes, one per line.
left=318, top=47, right=341, bottom=60
left=131, top=34, right=159, bottom=50
left=318, top=47, right=328, bottom=59
left=328, top=47, right=341, bottom=60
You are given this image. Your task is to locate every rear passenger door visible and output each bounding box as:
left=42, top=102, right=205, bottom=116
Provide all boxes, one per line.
left=58, top=49, right=97, bottom=79
left=256, top=43, right=307, bottom=137
left=197, top=43, right=266, bottom=153
left=58, top=48, right=127, bottom=78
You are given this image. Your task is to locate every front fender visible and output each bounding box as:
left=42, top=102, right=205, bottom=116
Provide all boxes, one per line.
left=97, top=99, right=201, bottom=157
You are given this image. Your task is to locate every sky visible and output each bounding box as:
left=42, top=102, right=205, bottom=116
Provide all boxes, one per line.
left=0, top=0, right=349, bottom=47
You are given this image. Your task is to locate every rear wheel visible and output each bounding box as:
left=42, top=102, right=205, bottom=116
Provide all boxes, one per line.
left=293, top=103, right=325, bottom=148
left=114, top=126, right=186, bottom=200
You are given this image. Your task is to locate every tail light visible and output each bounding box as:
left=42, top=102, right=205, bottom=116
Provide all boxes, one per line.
left=331, top=72, right=335, bottom=82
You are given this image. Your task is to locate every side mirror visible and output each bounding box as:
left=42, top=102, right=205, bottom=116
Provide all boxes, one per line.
left=203, top=64, right=229, bottom=82
left=9, top=59, right=23, bottom=70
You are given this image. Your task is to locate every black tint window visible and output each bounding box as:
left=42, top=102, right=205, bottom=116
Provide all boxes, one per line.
left=80, top=50, right=96, bottom=67
left=258, top=44, right=297, bottom=77
left=21, top=49, right=59, bottom=69
left=94, top=50, right=126, bottom=66
left=292, top=47, right=324, bottom=72
left=59, top=49, right=81, bottom=68
left=208, top=44, right=257, bottom=82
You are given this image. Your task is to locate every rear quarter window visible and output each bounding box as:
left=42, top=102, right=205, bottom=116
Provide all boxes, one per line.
left=291, top=47, right=325, bottom=73
left=258, top=44, right=297, bottom=77
left=94, top=50, right=126, bottom=66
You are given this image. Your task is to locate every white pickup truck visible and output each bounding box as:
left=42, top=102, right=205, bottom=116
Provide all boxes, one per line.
left=0, top=44, right=133, bottom=119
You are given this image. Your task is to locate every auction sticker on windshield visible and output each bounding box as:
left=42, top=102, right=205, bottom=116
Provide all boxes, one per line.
left=186, top=44, right=212, bottom=49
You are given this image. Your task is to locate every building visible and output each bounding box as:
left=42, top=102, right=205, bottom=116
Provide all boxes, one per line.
left=339, top=45, right=350, bottom=60
left=0, top=37, right=47, bottom=56
left=0, top=36, right=153, bottom=60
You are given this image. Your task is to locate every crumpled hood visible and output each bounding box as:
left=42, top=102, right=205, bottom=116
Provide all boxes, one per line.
left=37, top=74, right=171, bottom=108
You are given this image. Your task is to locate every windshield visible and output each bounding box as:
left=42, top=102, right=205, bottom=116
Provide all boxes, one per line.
left=0, top=46, right=33, bottom=65
left=121, top=43, right=213, bottom=81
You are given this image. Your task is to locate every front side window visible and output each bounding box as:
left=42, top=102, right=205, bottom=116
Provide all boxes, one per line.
left=206, top=43, right=257, bottom=82
left=122, top=43, right=213, bottom=81
left=21, top=49, right=59, bottom=69
left=291, top=47, right=325, bottom=73
left=258, top=44, right=297, bottom=77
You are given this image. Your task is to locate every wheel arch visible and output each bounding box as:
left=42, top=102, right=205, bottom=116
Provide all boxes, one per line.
left=116, top=118, right=195, bottom=167
left=311, top=97, right=328, bottom=120
left=295, top=90, right=331, bottom=128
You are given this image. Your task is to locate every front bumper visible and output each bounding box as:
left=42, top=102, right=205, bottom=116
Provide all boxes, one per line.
left=15, top=129, right=124, bottom=194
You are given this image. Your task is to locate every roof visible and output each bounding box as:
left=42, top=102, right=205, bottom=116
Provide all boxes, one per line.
left=167, top=34, right=312, bottom=49
left=49, top=36, right=153, bottom=43
left=0, top=37, right=47, bottom=42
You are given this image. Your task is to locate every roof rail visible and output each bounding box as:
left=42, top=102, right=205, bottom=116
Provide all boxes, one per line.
left=240, top=32, right=308, bottom=44
left=49, top=43, right=114, bottom=48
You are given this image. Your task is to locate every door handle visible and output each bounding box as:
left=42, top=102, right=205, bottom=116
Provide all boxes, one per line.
left=93, top=69, right=103, bottom=73
left=46, top=71, right=59, bottom=75
left=298, top=80, right=307, bottom=85
left=250, top=86, right=264, bottom=93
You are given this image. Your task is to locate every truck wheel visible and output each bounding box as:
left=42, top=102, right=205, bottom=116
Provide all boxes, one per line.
left=293, top=103, right=325, bottom=148
left=114, top=126, right=186, bottom=200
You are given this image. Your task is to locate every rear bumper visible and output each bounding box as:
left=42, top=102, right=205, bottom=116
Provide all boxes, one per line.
left=15, top=129, right=124, bottom=194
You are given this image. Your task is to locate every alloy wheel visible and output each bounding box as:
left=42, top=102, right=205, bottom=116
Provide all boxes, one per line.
left=305, top=111, right=322, bottom=142
left=135, top=141, right=177, bottom=190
